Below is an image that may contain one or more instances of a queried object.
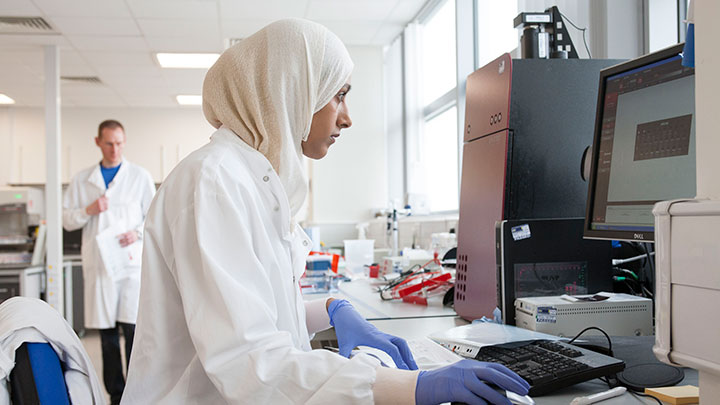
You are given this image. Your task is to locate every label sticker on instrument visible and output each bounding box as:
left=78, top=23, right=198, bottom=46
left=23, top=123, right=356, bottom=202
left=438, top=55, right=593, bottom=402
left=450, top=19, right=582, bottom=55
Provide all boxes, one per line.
left=536, top=306, right=557, bottom=323
left=511, top=224, right=531, bottom=241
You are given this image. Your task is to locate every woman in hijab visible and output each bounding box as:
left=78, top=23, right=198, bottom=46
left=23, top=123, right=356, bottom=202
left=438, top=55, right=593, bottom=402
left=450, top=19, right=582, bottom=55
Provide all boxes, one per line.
left=122, top=19, right=528, bottom=404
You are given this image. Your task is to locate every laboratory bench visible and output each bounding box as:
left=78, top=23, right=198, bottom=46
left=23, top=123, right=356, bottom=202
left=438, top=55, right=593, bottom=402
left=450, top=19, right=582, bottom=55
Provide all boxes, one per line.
left=305, top=278, right=699, bottom=404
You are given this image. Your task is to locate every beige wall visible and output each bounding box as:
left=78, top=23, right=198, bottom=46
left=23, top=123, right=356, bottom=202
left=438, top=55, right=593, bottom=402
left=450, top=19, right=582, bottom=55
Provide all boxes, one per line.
left=2, top=106, right=212, bottom=184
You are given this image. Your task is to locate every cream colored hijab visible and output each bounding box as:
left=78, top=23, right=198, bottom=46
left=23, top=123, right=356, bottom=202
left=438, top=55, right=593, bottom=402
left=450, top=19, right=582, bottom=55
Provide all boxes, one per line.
left=202, top=19, right=353, bottom=217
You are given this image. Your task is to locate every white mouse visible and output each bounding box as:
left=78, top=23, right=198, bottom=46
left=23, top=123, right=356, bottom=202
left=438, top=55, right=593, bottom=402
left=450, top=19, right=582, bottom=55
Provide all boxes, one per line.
left=505, top=390, right=535, bottom=405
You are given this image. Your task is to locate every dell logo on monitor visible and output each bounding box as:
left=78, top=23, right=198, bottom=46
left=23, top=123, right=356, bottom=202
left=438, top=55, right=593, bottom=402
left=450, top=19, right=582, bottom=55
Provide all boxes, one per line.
left=634, top=233, right=645, bottom=240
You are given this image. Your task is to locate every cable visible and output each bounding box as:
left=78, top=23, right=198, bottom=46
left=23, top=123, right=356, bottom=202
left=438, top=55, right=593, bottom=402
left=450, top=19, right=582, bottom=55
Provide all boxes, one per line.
left=568, top=326, right=613, bottom=356
left=612, top=252, right=654, bottom=266
left=559, top=11, right=592, bottom=59
left=630, top=390, right=663, bottom=405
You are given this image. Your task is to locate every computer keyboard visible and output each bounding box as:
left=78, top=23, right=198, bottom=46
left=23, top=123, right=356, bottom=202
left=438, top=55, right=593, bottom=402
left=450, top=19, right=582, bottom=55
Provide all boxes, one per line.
left=453, top=339, right=624, bottom=396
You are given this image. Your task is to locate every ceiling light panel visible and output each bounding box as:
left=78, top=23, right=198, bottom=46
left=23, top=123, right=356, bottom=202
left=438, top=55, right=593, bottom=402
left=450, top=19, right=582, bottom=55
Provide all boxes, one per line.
left=0, top=94, right=16, bottom=104
left=176, top=95, right=202, bottom=105
left=156, top=53, right=219, bottom=68
left=146, top=35, right=223, bottom=53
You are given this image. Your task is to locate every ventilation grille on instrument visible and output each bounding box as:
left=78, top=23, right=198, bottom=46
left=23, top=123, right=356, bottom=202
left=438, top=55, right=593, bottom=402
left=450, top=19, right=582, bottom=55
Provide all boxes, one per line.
left=556, top=303, right=651, bottom=316
left=0, top=17, right=55, bottom=34
left=455, top=253, right=469, bottom=302
left=61, top=76, right=103, bottom=85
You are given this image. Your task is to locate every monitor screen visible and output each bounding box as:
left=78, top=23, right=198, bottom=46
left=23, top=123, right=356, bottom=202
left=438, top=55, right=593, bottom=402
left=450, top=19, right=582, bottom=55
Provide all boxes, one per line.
left=585, top=44, right=695, bottom=242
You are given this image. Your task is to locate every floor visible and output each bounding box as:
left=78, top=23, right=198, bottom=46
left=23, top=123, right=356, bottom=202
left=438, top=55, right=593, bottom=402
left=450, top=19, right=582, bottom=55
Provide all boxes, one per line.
left=81, top=329, right=125, bottom=404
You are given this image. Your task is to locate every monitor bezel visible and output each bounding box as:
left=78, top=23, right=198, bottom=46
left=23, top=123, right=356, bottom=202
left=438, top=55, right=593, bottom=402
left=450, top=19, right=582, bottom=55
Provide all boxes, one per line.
left=583, top=43, right=690, bottom=243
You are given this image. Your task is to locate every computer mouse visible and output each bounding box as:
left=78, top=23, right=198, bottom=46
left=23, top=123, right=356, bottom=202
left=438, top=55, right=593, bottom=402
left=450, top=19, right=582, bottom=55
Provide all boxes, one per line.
left=451, top=386, right=535, bottom=405
left=488, top=384, right=535, bottom=405
left=504, top=390, right=535, bottom=405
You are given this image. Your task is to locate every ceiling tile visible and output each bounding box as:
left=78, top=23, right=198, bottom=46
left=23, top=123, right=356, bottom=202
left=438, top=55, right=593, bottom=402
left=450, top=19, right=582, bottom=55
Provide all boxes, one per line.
left=95, top=65, right=163, bottom=78
left=61, top=49, right=89, bottom=67
left=126, top=0, right=218, bottom=20
left=82, top=51, right=156, bottom=67
left=220, top=19, right=273, bottom=39
left=316, top=21, right=382, bottom=46
left=48, top=17, right=141, bottom=36
left=0, top=89, right=43, bottom=106
left=306, top=0, right=395, bottom=21
left=120, top=95, right=176, bottom=107
left=371, top=23, right=403, bottom=46
left=60, top=64, right=98, bottom=77
left=60, top=84, right=117, bottom=97
left=386, top=0, right=426, bottom=23
left=0, top=0, right=42, bottom=16
left=68, top=35, right=148, bottom=51
left=218, top=0, right=307, bottom=20
left=31, top=0, right=132, bottom=18
left=161, top=69, right=207, bottom=90
left=137, top=18, right=220, bottom=37
left=0, top=34, right=69, bottom=47
left=62, top=95, right=128, bottom=107
left=145, top=35, right=222, bottom=52
left=102, top=75, right=168, bottom=91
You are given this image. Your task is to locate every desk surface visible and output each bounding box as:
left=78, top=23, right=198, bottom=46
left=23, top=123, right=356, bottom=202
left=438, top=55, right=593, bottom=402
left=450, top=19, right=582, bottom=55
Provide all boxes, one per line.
left=335, top=279, right=457, bottom=320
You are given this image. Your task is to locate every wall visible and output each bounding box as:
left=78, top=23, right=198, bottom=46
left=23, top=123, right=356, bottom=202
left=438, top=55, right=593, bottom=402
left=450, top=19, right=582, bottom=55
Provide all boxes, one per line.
left=309, top=45, right=388, bottom=224
left=3, top=106, right=212, bottom=184
left=0, top=108, right=12, bottom=186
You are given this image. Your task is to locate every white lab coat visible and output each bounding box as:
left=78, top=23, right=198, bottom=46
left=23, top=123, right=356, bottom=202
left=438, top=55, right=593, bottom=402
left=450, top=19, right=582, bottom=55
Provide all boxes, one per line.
left=0, top=297, right=106, bottom=405
left=122, top=128, right=381, bottom=404
left=63, top=160, right=155, bottom=329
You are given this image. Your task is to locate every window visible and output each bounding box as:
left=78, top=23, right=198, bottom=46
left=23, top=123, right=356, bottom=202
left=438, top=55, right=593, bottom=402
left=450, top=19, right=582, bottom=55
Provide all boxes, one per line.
left=476, top=1, right=519, bottom=68
left=422, top=106, right=458, bottom=211
left=410, top=0, right=459, bottom=213
left=420, top=0, right=457, bottom=105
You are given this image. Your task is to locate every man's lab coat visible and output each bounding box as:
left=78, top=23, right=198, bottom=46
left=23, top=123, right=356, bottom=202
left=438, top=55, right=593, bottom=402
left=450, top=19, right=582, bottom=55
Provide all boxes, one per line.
left=63, top=160, right=155, bottom=329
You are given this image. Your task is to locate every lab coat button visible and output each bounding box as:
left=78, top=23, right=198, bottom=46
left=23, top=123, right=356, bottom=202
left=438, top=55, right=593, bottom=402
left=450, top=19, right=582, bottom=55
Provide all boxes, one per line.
left=262, top=175, right=270, bottom=182
left=302, top=240, right=309, bottom=247
left=273, top=206, right=280, bottom=212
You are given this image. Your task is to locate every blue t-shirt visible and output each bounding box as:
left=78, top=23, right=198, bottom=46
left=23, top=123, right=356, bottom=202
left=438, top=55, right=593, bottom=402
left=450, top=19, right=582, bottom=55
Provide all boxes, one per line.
left=100, top=163, right=121, bottom=188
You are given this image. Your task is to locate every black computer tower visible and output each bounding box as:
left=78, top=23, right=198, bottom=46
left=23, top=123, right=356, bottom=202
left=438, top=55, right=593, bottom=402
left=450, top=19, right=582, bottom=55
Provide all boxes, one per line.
left=455, top=55, right=623, bottom=321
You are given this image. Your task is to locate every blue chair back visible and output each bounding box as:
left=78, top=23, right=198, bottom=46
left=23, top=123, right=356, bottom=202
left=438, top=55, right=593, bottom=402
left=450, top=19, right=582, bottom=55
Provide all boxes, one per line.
left=9, top=342, right=71, bottom=405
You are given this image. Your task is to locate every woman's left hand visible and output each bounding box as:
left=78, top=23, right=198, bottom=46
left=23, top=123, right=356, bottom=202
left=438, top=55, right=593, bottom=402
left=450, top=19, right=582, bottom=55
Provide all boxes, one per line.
left=328, top=299, right=418, bottom=370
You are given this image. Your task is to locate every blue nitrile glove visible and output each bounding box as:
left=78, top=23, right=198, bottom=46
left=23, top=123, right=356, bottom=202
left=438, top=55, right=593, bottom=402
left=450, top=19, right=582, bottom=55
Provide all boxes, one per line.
left=415, top=359, right=530, bottom=405
left=328, top=299, right=418, bottom=370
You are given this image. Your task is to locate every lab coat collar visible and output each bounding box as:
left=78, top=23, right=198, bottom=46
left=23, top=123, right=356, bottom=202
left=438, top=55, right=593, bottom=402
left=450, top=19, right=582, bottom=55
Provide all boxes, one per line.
left=86, top=159, right=128, bottom=191
left=212, top=127, right=294, bottom=236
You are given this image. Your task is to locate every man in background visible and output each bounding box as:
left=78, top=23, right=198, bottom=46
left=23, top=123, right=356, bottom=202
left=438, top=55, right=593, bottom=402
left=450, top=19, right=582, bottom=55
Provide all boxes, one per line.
left=63, top=119, right=155, bottom=404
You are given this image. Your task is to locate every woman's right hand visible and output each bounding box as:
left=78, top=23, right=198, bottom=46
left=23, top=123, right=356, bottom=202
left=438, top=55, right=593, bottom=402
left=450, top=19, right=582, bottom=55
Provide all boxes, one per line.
left=415, top=359, right=530, bottom=405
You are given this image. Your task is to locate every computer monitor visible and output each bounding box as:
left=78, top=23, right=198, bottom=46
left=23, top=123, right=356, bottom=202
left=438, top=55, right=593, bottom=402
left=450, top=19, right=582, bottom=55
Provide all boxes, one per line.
left=584, top=43, right=696, bottom=242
